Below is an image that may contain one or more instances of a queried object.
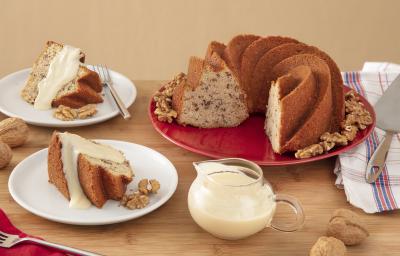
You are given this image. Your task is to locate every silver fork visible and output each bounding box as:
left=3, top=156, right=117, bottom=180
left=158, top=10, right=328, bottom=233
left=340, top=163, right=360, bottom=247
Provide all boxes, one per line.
left=0, top=231, right=102, bottom=256
left=92, top=64, right=131, bottom=120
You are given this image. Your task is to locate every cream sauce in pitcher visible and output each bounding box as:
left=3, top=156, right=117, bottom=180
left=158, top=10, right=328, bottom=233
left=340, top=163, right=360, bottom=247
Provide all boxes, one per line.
left=188, top=161, right=277, bottom=240
left=188, top=159, right=305, bottom=240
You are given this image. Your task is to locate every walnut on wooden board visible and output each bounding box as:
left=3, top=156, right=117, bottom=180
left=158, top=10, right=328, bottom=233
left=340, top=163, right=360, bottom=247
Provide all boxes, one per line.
left=0, top=117, right=29, bottom=148
left=309, top=236, right=346, bottom=256
left=153, top=72, right=186, bottom=123
left=327, top=208, right=369, bottom=246
left=0, top=140, right=12, bottom=169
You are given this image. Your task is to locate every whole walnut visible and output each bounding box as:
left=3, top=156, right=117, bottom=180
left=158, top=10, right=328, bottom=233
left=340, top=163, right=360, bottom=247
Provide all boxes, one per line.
left=309, top=236, right=346, bottom=256
left=327, top=208, right=369, bottom=245
left=0, top=140, right=12, bottom=169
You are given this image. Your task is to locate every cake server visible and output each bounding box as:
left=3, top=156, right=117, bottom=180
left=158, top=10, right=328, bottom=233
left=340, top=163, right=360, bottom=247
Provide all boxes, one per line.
left=366, top=74, right=400, bottom=183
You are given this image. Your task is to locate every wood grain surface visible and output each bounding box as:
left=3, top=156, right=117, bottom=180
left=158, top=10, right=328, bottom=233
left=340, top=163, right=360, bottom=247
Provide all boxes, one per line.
left=0, top=81, right=399, bottom=256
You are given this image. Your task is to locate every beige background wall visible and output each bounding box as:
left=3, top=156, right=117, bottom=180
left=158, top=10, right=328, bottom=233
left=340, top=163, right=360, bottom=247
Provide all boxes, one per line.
left=1, top=0, right=399, bottom=80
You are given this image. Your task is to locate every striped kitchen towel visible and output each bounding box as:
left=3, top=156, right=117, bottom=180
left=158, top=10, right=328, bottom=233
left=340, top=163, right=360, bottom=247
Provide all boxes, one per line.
left=334, top=62, right=400, bottom=213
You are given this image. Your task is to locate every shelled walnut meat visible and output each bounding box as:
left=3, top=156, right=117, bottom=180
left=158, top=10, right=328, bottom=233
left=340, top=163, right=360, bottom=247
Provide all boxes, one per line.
left=153, top=73, right=186, bottom=123
left=120, top=178, right=160, bottom=210
left=53, top=104, right=97, bottom=121
left=327, top=209, right=369, bottom=245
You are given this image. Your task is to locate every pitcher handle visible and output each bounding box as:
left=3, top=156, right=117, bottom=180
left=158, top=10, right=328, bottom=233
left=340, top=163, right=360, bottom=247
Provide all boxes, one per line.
left=270, top=194, right=305, bottom=232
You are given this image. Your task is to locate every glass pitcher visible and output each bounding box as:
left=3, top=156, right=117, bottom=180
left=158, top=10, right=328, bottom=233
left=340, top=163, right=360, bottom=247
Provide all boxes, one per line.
left=188, top=158, right=305, bottom=240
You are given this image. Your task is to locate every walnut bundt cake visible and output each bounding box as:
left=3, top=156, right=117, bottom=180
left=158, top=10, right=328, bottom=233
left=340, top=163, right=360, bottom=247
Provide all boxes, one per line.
left=168, top=35, right=345, bottom=154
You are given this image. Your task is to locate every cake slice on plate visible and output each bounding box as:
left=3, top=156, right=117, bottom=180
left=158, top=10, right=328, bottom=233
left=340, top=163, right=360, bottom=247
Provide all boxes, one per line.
left=48, top=131, right=134, bottom=208
left=21, top=41, right=103, bottom=110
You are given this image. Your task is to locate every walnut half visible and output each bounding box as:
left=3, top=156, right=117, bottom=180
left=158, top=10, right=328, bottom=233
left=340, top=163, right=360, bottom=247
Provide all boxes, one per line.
left=53, top=104, right=97, bottom=121
left=327, top=209, right=369, bottom=245
left=120, top=178, right=161, bottom=210
left=153, top=72, right=186, bottom=123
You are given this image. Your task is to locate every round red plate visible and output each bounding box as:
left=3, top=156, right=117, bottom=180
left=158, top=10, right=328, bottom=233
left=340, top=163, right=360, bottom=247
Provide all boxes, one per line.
left=148, top=87, right=376, bottom=165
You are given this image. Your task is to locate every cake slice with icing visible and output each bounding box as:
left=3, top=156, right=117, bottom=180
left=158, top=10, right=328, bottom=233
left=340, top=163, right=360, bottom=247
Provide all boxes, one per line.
left=48, top=132, right=133, bottom=208
left=21, top=41, right=103, bottom=110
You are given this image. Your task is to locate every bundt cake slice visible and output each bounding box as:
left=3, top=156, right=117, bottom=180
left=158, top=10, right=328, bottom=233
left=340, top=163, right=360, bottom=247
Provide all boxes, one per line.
left=172, top=44, right=248, bottom=128
left=265, top=54, right=332, bottom=153
left=21, top=41, right=103, bottom=110
left=48, top=132, right=133, bottom=208
left=240, top=36, right=299, bottom=112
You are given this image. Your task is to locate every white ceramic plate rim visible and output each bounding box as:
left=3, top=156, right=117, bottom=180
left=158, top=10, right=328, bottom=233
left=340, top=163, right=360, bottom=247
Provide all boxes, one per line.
left=8, top=140, right=178, bottom=225
left=0, top=68, right=137, bottom=127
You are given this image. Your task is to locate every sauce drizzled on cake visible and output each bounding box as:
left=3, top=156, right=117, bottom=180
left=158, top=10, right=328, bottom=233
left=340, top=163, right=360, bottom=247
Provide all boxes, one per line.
left=21, top=41, right=103, bottom=110
left=48, top=132, right=134, bottom=208
left=34, top=45, right=81, bottom=110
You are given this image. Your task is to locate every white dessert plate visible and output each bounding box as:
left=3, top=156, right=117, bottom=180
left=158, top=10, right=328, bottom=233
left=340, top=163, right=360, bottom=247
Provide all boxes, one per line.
left=0, top=67, right=136, bottom=127
left=8, top=140, right=178, bottom=225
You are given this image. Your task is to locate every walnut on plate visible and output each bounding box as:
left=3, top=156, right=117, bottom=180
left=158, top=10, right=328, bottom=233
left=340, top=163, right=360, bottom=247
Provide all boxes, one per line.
left=53, top=104, right=97, bottom=121
left=77, top=104, right=97, bottom=119
left=120, top=178, right=161, bottom=210
left=309, top=236, right=346, bottom=256
left=121, top=192, right=150, bottom=209
left=53, top=105, right=78, bottom=121
left=327, top=208, right=369, bottom=245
